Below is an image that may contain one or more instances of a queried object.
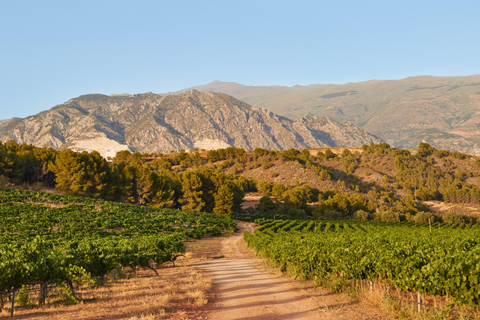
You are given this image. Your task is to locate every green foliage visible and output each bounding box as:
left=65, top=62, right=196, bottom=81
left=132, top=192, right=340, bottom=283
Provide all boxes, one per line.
left=246, top=218, right=480, bottom=308
left=442, top=212, right=474, bottom=225
left=324, top=149, right=337, bottom=159
left=180, top=171, right=205, bottom=211
left=261, top=161, right=274, bottom=170
left=213, top=184, right=235, bottom=215
left=0, top=188, right=235, bottom=301
left=417, top=142, right=436, bottom=157
left=256, top=195, right=277, bottom=213
left=375, top=210, right=405, bottom=222
left=316, top=190, right=377, bottom=217
left=49, top=150, right=113, bottom=198
left=412, top=211, right=437, bottom=223
left=353, top=209, right=372, bottom=221
left=4, top=141, right=480, bottom=221
left=312, top=208, right=342, bottom=219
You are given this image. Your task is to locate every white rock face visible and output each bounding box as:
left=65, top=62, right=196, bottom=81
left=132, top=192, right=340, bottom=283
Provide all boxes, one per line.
left=194, top=139, right=231, bottom=150
left=70, top=137, right=131, bottom=158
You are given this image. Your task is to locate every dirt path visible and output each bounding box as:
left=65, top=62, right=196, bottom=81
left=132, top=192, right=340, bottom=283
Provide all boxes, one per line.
left=194, top=221, right=390, bottom=320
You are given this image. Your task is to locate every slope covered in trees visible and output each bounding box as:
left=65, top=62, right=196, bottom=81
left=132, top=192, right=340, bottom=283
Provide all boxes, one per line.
left=1, top=140, right=480, bottom=222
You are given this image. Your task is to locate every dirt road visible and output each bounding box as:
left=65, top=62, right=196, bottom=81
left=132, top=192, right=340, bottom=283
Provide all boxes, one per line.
left=196, top=221, right=390, bottom=320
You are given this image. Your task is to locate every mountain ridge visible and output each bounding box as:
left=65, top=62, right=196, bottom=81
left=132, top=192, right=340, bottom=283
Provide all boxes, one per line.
left=0, top=90, right=382, bottom=157
left=180, top=75, right=480, bottom=154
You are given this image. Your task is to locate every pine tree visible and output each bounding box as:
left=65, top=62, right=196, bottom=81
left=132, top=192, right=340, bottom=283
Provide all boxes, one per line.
left=180, top=171, right=205, bottom=211
left=213, top=184, right=235, bottom=215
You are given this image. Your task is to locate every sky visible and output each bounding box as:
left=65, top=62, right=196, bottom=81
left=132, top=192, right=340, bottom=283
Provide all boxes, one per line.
left=1, top=0, right=480, bottom=119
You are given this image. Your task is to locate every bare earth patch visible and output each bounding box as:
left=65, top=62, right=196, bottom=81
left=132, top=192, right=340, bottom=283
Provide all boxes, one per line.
left=424, top=200, right=480, bottom=216
left=197, top=221, right=391, bottom=320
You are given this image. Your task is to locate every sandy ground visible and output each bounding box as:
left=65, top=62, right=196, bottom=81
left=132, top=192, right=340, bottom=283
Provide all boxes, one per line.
left=192, top=221, right=391, bottom=320
left=424, top=200, right=480, bottom=216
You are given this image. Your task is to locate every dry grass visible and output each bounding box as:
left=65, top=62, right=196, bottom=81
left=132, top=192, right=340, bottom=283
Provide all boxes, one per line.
left=353, top=280, right=480, bottom=320
left=2, top=261, right=211, bottom=320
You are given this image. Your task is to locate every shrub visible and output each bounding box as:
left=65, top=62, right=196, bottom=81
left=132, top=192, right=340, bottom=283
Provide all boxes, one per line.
left=376, top=210, right=405, bottom=222
left=262, top=161, right=274, bottom=170
left=412, top=211, right=437, bottom=223
left=0, top=175, right=10, bottom=186
left=256, top=195, right=277, bottom=213
left=353, top=210, right=372, bottom=221
left=442, top=212, right=471, bottom=225
left=312, top=208, right=343, bottom=219
left=286, top=207, right=307, bottom=217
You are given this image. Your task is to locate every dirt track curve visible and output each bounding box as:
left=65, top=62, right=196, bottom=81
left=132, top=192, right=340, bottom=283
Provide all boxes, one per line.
left=196, top=221, right=390, bottom=320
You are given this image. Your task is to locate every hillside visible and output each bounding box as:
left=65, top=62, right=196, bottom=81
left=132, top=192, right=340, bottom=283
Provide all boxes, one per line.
left=185, top=143, right=480, bottom=218
left=184, top=75, right=480, bottom=155
left=0, top=90, right=381, bottom=157
left=2, top=140, right=480, bottom=220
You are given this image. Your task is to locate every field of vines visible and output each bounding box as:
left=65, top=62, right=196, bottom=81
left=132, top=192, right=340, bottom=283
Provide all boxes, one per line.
left=0, top=188, right=235, bottom=311
left=244, top=218, right=480, bottom=310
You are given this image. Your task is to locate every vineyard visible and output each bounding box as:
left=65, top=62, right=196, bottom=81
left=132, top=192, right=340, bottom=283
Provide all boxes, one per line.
left=244, top=218, right=480, bottom=313
left=0, top=188, right=235, bottom=313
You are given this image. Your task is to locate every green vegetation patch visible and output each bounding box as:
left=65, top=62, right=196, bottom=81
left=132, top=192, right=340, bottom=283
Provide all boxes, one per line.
left=320, top=90, right=358, bottom=99
left=245, top=218, right=480, bottom=309
left=0, top=188, right=235, bottom=303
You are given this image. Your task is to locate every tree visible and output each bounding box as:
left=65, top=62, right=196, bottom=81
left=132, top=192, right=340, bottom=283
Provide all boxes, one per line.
left=180, top=171, right=205, bottom=211
left=256, top=195, right=277, bottom=213
left=49, top=150, right=112, bottom=198
left=135, top=167, right=175, bottom=207
left=213, top=184, right=235, bottom=215
left=417, top=142, right=435, bottom=157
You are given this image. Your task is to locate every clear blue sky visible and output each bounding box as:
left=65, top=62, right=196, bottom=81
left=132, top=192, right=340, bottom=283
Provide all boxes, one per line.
left=1, top=0, right=480, bottom=119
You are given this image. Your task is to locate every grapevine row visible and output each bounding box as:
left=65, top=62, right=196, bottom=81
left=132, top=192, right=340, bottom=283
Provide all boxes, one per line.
left=244, top=218, right=480, bottom=308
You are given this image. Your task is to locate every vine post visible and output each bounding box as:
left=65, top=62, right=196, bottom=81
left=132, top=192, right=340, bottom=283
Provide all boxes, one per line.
left=11, top=290, right=15, bottom=317
left=417, top=292, right=421, bottom=314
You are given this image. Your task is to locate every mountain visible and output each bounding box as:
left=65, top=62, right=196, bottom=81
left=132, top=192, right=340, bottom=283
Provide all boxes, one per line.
left=184, top=75, right=480, bottom=155
left=0, top=90, right=381, bottom=157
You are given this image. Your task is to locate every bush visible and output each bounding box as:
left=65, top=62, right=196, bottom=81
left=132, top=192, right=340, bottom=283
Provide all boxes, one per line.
left=0, top=175, right=10, bottom=186
left=262, top=161, right=274, bottom=170
left=376, top=210, right=405, bottom=222
left=353, top=210, right=372, bottom=221
left=312, top=208, right=343, bottom=219
left=412, top=211, right=437, bottom=223
left=286, top=207, right=307, bottom=217
left=442, top=212, right=471, bottom=225
left=256, top=195, right=277, bottom=213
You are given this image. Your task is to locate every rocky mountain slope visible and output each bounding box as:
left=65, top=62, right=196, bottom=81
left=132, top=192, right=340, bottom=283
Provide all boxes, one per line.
left=0, top=90, right=381, bottom=157
left=184, top=75, right=480, bottom=155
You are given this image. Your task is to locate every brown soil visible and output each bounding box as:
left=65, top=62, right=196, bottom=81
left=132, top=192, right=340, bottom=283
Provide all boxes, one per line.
left=195, top=221, right=391, bottom=320
left=240, top=195, right=262, bottom=209
left=424, top=200, right=480, bottom=216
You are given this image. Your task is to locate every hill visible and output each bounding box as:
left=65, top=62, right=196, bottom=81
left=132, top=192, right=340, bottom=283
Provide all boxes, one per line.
left=0, top=90, right=381, bottom=157
left=183, top=75, right=480, bottom=154
left=2, top=140, right=480, bottom=220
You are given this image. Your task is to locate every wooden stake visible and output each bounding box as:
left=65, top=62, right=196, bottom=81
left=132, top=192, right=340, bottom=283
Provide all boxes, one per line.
left=417, top=292, right=421, bottom=314
left=11, top=290, right=15, bottom=317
